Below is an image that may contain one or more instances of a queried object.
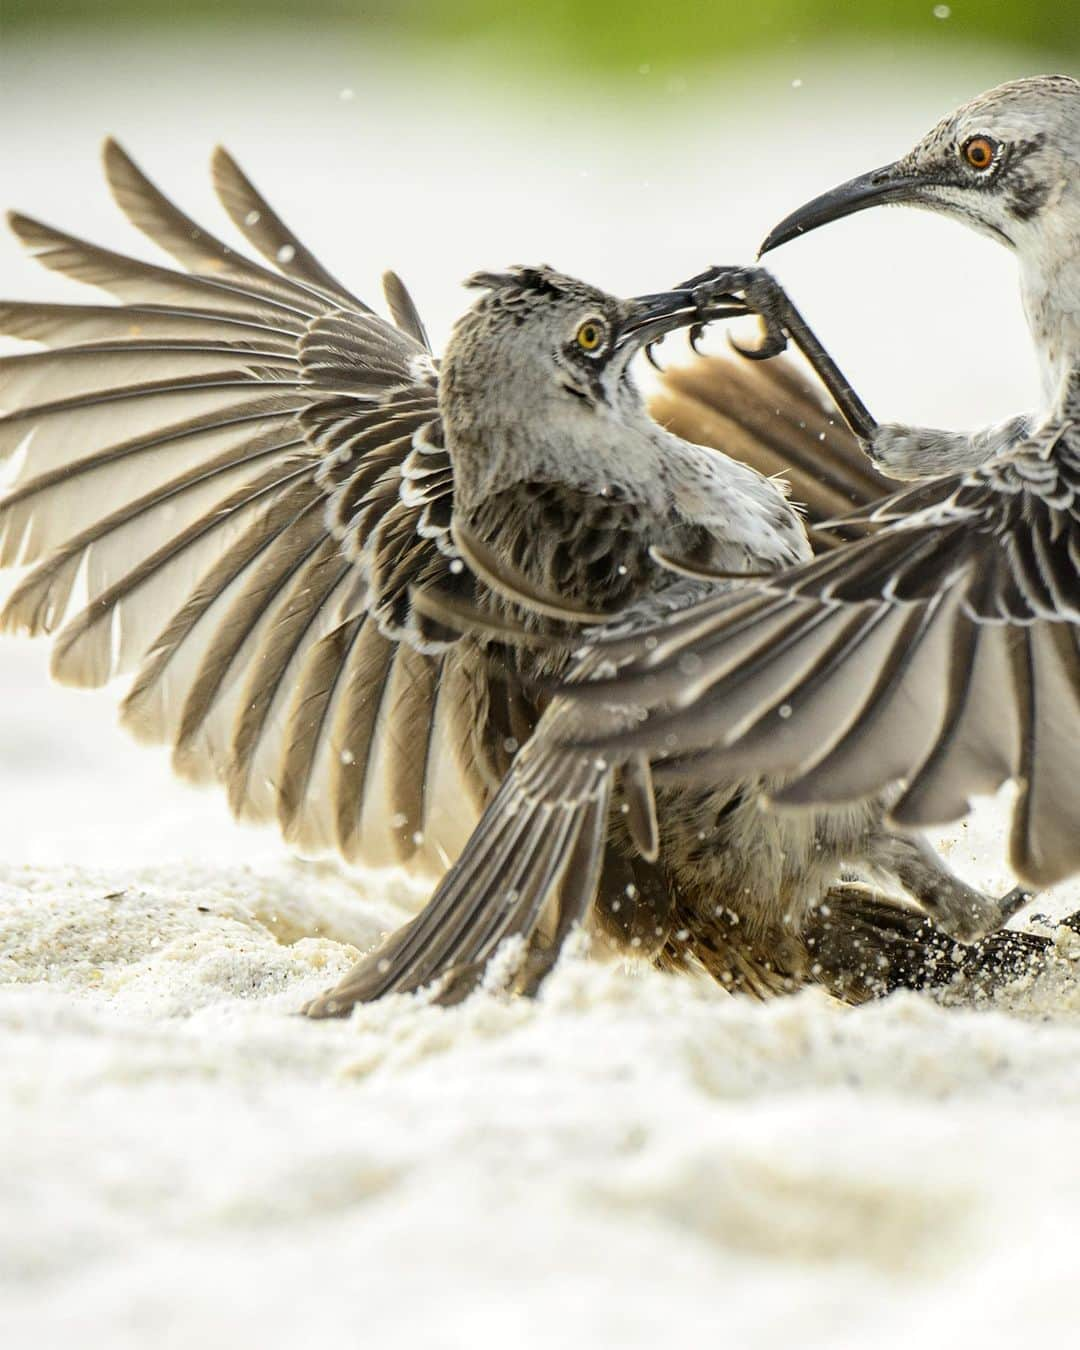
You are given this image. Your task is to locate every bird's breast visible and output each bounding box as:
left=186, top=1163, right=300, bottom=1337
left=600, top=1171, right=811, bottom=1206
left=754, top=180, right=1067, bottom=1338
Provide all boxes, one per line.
left=463, top=479, right=676, bottom=616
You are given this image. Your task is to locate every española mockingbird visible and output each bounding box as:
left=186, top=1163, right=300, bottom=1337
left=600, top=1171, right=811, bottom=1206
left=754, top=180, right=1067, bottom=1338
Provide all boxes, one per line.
left=562, top=76, right=1080, bottom=902
left=0, top=141, right=1045, bottom=1018
left=312, top=79, right=1080, bottom=1014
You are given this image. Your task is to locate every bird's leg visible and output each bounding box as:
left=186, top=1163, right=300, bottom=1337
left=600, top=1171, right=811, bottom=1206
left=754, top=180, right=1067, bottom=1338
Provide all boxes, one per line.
left=803, top=883, right=1068, bottom=1005
left=865, top=414, right=1031, bottom=480
left=680, top=264, right=878, bottom=442
left=868, top=829, right=1030, bottom=944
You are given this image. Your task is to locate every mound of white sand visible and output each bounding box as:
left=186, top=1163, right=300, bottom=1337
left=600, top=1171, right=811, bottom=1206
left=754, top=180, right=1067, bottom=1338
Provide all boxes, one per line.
left=3, top=837, right=1078, bottom=1349
left=2, top=36, right=1078, bottom=1349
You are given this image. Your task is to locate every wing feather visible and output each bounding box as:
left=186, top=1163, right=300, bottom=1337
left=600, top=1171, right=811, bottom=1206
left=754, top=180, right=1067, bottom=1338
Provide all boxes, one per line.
left=7, top=212, right=313, bottom=326
left=0, top=300, right=301, bottom=348
left=1010, top=622, right=1080, bottom=886
left=225, top=550, right=353, bottom=823
left=121, top=480, right=325, bottom=746
left=209, top=145, right=366, bottom=309
left=571, top=413, right=1080, bottom=888
left=652, top=353, right=897, bottom=540
left=102, top=139, right=336, bottom=314
left=305, top=726, right=611, bottom=1013
left=0, top=146, right=490, bottom=876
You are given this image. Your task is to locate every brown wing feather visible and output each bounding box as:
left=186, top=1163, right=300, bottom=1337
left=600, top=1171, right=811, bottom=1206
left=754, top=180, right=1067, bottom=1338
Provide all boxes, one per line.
left=0, top=144, right=489, bottom=877
left=569, top=413, right=1080, bottom=889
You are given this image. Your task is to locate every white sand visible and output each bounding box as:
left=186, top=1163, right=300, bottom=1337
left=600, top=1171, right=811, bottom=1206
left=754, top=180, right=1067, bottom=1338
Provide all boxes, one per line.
left=1, top=34, right=1078, bottom=1349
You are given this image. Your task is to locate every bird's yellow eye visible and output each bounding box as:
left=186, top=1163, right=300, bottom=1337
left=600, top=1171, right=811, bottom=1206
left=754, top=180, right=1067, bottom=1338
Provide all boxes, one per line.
left=962, top=136, right=997, bottom=171
left=576, top=319, right=606, bottom=352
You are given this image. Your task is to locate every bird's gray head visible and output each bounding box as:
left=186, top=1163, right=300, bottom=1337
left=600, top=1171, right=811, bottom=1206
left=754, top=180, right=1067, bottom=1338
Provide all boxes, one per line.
left=441, top=265, right=699, bottom=420
left=439, top=265, right=704, bottom=504
left=759, top=75, right=1080, bottom=256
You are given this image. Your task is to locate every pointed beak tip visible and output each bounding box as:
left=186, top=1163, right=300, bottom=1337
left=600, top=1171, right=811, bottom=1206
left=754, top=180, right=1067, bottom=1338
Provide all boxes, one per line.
left=756, top=225, right=797, bottom=260
left=757, top=163, right=912, bottom=259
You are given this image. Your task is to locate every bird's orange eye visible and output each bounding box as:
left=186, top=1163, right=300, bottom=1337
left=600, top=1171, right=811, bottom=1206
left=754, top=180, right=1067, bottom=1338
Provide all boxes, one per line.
left=576, top=319, right=606, bottom=352
left=962, top=136, right=997, bottom=171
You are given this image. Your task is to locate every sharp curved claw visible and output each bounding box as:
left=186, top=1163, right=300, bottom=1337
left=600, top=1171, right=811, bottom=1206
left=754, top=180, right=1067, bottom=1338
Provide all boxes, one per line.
left=645, top=340, right=664, bottom=372
left=728, top=329, right=786, bottom=362
left=689, top=323, right=707, bottom=355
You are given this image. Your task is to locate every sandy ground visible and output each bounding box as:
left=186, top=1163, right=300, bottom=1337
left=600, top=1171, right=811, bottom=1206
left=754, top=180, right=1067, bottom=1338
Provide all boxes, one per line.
left=1, top=31, right=1079, bottom=1349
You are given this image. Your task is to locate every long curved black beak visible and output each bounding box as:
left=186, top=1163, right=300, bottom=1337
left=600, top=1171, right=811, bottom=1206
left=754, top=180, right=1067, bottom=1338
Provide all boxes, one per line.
left=617, top=290, right=701, bottom=350
left=618, top=288, right=746, bottom=351
left=758, top=161, right=926, bottom=256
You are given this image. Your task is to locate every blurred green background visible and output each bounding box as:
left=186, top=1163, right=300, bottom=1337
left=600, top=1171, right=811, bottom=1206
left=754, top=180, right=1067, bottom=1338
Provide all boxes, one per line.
left=3, top=0, right=1077, bottom=71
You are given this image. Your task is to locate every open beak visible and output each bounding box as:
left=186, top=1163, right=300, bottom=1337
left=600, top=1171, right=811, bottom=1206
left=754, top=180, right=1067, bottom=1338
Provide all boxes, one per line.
left=617, top=289, right=703, bottom=350
left=618, top=287, right=749, bottom=354
left=758, top=161, right=929, bottom=256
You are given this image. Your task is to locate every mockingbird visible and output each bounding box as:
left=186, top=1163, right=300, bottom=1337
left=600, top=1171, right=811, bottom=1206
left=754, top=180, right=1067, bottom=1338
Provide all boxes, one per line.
left=0, top=144, right=1025, bottom=1017
left=563, top=75, right=1080, bottom=895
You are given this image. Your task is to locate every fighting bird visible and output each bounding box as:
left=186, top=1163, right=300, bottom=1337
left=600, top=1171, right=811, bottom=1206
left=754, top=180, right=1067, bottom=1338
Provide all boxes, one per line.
left=564, top=75, right=1080, bottom=892
left=0, top=144, right=1029, bottom=1017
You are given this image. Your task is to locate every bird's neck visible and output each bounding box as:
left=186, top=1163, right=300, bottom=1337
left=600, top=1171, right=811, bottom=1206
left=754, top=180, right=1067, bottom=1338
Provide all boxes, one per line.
left=1019, top=235, right=1080, bottom=411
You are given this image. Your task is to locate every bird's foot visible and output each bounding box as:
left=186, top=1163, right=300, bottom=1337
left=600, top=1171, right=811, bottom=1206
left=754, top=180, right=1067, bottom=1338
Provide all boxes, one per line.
left=676, top=263, right=877, bottom=441
left=874, top=831, right=1035, bottom=946
left=997, top=885, right=1035, bottom=926
left=805, top=884, right=1051, bottom=1004
left=918, top=877, right=1033, bottom=946
left=677, top=264, right=790, bottom=359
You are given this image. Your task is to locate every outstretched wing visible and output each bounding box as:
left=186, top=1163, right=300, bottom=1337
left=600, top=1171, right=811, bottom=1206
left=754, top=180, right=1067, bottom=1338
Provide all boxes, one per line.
left=0, top=141, right=489, bottom=871
left=566, top=414, right=1080, bottom=888
left=0, top=140, right=914, bottom=931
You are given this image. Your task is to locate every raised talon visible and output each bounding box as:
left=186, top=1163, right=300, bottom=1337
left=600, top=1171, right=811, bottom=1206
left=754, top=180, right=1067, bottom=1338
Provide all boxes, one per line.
left=677, top=266, right=792, bottom=361
left=645, top=339, right=664, bottom=371
left=729, top=324, right=788, bottom=362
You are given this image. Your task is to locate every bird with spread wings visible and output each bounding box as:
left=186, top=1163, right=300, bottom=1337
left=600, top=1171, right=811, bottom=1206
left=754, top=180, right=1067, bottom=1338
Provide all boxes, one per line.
left=1, top=141, right=1048, bottom=1016
left=0, top=139, right=888, bottom=868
